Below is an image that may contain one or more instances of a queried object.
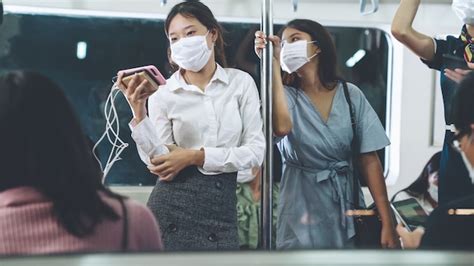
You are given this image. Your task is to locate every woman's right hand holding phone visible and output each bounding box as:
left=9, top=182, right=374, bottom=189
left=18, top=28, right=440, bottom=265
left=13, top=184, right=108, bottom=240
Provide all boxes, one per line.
left=116, top=72, right=157, bottom=122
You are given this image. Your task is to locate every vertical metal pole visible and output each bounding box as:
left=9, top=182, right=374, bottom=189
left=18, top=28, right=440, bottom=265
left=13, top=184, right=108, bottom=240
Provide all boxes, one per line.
left=260, top=0, right=273, bottom=251
left=0, top=0, right=3, bottom=25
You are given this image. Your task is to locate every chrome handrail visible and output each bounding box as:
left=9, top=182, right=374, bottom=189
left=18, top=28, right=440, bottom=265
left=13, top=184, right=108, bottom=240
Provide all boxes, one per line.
left=260, top=0, right=274, bottom=251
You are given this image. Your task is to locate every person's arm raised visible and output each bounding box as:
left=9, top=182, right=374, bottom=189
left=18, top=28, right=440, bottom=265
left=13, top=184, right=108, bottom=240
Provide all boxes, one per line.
left=391, top=0, right=435, bottom=61
left=255, top=31, right=292, bottom=136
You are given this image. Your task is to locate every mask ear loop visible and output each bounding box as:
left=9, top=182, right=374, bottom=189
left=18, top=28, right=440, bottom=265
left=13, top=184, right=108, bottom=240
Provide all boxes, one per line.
left=205, top=30, right=215, bottom=51
left=307, top=52, right=319, bottom=60
left=307, top=41, right=320, bottom=60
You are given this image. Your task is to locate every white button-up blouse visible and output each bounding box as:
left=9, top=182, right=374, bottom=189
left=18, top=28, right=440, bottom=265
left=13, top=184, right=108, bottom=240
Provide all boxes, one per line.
left=131, top=64, right=265, bottom=180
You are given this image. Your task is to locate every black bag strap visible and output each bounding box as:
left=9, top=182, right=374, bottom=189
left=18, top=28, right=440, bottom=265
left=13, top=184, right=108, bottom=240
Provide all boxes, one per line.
left=342, top=81, right=361, bottom=210
left=119, top=198, right=129, bottom=251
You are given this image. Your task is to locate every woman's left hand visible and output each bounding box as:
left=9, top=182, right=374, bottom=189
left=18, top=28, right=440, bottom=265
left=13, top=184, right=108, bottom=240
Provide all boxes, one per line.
left=381, top=224, right=400, bottom=249
left=149, top=147, right=202, bottom=182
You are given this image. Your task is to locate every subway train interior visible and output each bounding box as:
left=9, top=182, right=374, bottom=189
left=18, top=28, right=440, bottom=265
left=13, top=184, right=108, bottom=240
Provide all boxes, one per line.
left=1, top=0, right=474, bottom=265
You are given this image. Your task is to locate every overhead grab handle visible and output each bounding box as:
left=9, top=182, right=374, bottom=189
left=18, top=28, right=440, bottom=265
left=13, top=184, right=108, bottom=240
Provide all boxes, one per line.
left=360, top=0, right=379, bottom=16
left=292, top=0, right=298, bottom=12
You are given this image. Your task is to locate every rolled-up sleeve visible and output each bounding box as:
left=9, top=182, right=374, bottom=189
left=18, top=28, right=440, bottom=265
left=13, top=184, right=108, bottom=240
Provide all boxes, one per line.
left=202, top=77, right=265, bottom=173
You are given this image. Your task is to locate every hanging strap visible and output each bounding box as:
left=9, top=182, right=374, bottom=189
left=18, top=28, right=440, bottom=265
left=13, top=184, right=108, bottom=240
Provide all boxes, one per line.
left=119, top=198, right=129, bottom=251
left=342, top=81, right=361, bottom=210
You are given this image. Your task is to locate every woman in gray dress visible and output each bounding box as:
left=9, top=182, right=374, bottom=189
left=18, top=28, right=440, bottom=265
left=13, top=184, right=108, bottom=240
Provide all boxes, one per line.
left=117, top=1, right=265, bottom=251
left=255, top=19, right=398, bottom=249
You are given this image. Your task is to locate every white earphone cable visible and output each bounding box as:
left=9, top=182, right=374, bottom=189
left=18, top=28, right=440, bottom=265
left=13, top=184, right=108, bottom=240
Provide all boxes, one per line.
left=93, top=84, right=129, bottom=183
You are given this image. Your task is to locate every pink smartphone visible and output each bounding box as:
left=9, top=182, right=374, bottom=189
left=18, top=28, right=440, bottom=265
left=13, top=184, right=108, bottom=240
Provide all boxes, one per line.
left=117, top=65, right=166, bottom=90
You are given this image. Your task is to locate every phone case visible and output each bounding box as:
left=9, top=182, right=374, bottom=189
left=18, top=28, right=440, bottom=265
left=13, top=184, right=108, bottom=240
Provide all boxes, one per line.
left=118, top=65, right=166, bottom=89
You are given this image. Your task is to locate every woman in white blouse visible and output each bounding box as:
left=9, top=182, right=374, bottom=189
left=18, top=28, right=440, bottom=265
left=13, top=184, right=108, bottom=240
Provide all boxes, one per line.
left=117, top=1, right=265, bottom=251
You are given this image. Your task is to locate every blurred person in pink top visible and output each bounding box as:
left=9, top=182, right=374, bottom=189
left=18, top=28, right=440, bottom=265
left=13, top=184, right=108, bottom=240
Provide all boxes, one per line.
left=0, top=71, right=163, bottom=255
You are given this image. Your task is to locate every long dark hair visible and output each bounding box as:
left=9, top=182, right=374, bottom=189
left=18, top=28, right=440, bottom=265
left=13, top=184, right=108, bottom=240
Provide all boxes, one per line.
left=165, top=0, right=227, bottom=69
left=0, top=71, right=124, bottom=237
left=402, top=152, right=441, bottom=198
left=279, top=19, right=340, bottom=89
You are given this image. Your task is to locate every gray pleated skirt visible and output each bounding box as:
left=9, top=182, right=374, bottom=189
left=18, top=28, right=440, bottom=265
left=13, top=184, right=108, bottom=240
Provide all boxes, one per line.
left=147, top=166, right=239, bottom=251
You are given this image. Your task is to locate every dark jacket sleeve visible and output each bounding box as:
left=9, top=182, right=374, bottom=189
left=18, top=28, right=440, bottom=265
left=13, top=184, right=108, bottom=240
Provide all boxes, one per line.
left=420, top=38, right=448, bottom=71
left=419, top=207, right=446, bottom=249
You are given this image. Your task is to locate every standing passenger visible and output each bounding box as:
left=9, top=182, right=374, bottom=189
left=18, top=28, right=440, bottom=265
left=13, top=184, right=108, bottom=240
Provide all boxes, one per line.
left=392, top=0, right=472, bottom=204
left=254, top=19, right=398, bottom=249
left=396, top=72, right=474, bottom=250
left=118, top=1, right=265, bottom=251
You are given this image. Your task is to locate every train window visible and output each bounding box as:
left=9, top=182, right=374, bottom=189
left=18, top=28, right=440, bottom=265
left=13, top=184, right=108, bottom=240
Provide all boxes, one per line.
left=0, top=12, right=391, bottom=186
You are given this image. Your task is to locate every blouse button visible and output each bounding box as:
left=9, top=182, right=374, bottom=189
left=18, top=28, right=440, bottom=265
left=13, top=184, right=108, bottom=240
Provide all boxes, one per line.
left=215, top=181, right=223, bottom=189
left=207, top=233, right=217, bottom=242
left=168, top=224, right=177, bottom=232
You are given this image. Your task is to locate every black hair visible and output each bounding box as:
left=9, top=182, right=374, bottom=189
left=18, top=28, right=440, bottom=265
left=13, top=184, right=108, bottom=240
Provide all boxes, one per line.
left=279, top=19, right=340, bottom=89
left=0, top=71, right=125, bottom=237
left=403, top=152, right=441, bottom=198
left=165, top=1, right=227, bottom=68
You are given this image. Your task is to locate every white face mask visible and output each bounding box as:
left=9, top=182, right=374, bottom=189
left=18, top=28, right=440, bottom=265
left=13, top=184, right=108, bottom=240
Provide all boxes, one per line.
left=170, top=32, right=212, bottom=72
left=460, top=149, right=474, bottom=183
left=452, top=0, right=474, bottom=25
left=280, top=40, right=318, bottom=74
left=427, top=184, right=438, bottom=202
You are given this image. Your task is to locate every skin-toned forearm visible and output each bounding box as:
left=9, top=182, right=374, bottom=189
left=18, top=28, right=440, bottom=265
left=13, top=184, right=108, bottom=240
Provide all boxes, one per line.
left=272, top=62, right=293, bottom=136
left=359, top=152, right=394, bottom=227
left=392, top=0, right=420, bottom=38
left=391, top=0, right=435, bottom=61
left=164, top=145, right=204, bottom=167
left=133, top=109, right=147, bottom=123
left=192, top=149, right=205, bottom=167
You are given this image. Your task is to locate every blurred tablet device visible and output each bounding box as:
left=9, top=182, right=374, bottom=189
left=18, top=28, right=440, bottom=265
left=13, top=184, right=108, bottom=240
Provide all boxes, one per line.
left=391, top=198, right=429, bottom=232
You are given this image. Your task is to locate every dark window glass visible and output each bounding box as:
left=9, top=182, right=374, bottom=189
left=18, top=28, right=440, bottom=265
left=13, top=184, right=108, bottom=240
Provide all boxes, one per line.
left=0, top=13, right=390, bottom=185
